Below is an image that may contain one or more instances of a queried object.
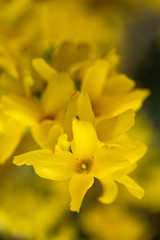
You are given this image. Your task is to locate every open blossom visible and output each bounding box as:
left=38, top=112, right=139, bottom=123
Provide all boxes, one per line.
left=33, top=47, right=150, bottom=120
left=1, top=65, right=75, bottom=148
left=14, top=110, right=146, bottom=212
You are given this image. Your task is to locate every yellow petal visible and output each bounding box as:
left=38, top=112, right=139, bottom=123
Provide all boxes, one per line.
left=72, top=119, right=99, bottom=159
left=103, top=47, right=120, bottom=69
left=82, top=59, right=109, bottom=103
left=32, top=120, right=62, bottom=149
left=117, top=175, right=144, bottom=199
left=99, top=180, right=118, bottom=204
left=13, top=149, right=75, bottom=181
left=32, top=58, right=57, bottom=81
left=64, top=91, right=95, bottom=141
left=110, top=141, right=147, bottom=164
left=93, top=147, right=129, bottom=180
left=97, top=89, right=150, bottom=117
left=64, top=92, right=79, bottom=141
left=106, top=134, right=136, bottom=150
left=77, top=91, right=95, bottom=125
left=104, top=74, right=135, bottom=94
left=41, top=73, right=75, bottom=116
left=55, top=134, right=71, bottom=153
left=69, top=174, right=94, bottom=212
left=23, top=72, right=34, bottom=97
left=2, top=94, right=43, bottom=126
left=96, top=109, right=135, bottom=142
left=0, top=119, right=24, bottom=164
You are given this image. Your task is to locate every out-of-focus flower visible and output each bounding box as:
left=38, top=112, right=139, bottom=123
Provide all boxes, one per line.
left=81, top=204, right=153, bottom=240
left=0, top=172, right=74, bottom=240
left=34, top=47, right=150, bottom=120
left=1, top=64, right=75, bottom=148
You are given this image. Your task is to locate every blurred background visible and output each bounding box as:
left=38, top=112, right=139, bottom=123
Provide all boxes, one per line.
left=0, top=0, right=160, bottom=239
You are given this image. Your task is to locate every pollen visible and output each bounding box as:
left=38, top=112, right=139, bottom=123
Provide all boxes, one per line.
left=75, top=159, right=93, bottom=174
left=81, top=163, right=87, bottom=169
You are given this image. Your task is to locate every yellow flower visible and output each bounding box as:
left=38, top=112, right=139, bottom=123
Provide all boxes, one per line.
left=0, top=108, right=24, bottom=164
left=33, top=49, right=150, bottom=122
left=14, top=115, right=145, bottom=212
left=1, top=60, right=75, bottom=147
left=81, top=204, right=153, bottom=240
left=0, top=174, right=71, bottom=240
left=80, top=48, right=150, bottom=118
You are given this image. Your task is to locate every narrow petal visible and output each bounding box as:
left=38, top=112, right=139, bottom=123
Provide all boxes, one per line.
left=64, top=92, right=79, bottom=141
left=96, top=109, right=135, bottom=142
left=110, top=141, right=147, bottom=164
left=77, top=91, right=95, bottom=125
left=0, top=119, right=24, bottom=164
left=106, top=134, right=136, bottom=150
left=32, top=120, right=62, bottom=149
left=23, top=72, right=34, bottom=97
left=93, top=147, right=129, bottom=180
left=82, top=59, right=109, bottom=103
left=32, top=58, right=57, bottom=81
left=117, top=175, right=144, bottom=199
left=99, top=180, right=118, bottom=204
left=104, top=74, right=135, bottom=94
left=13, top=150, right=75, bottom=181
left=72, top=119, right=99, bottom=159
left=96, top=89, right=150, bottom=117
left=64, top=91, right=95, bottom=141
left=41, top=73, right=75, bottom=116
left=69, top=174, right=94, bottom=212
left=2, top=94, right=43, bottom=126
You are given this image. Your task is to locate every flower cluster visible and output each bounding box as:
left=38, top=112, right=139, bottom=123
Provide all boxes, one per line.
left=0, top=40, right=150, bottom=212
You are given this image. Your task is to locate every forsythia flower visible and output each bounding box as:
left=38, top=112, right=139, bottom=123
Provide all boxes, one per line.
left=14, top=111, right=146, bottom=212
left=1, top=65, right=75, bottom=148
left=33, top=48, right=150, bottom=120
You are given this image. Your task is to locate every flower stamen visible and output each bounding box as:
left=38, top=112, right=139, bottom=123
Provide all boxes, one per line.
left=75, top=158, right=93, bottom=174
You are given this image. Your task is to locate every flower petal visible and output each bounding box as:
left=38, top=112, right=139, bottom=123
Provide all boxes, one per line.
left=32, top=58, right=57, bottom=81
left=77, top=91, right=95, bottom=125
left=93, top=147, right=129, bottom=180
left=110, top=141, right=147, bottom=164
left=2, top=94, right=43, bottom=125
left=117, top=175, right=144, bottom=199
left=0, top=118, right=24, bottom=164
left=32, top=120, right=62, bottom=149
left=69, top=174, right=94, bottom=212
left=41, top=73, right=75, bottom=116
left=55, top=134, right=71, bottom=153
left=96, top=89, right=150, bottom=117
left=64, top=92, right=79, bottom=141
left=13, top=149, right=75, bottom=181
left=72, top=119, right=99, bottom=159
left=82, top=59, right=109, bottom=103
left=96, top=109, right=135, bottom=142
left=99, top=180, right=118, bottom=204
left=104, top=74, right=135, bottom=94
left=64, top=91, right=95, bottom=141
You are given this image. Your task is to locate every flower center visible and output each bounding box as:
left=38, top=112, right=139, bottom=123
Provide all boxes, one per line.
left=75, top=158, right=93, bottom=174
left=81, top=163, right=87, bottom=170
